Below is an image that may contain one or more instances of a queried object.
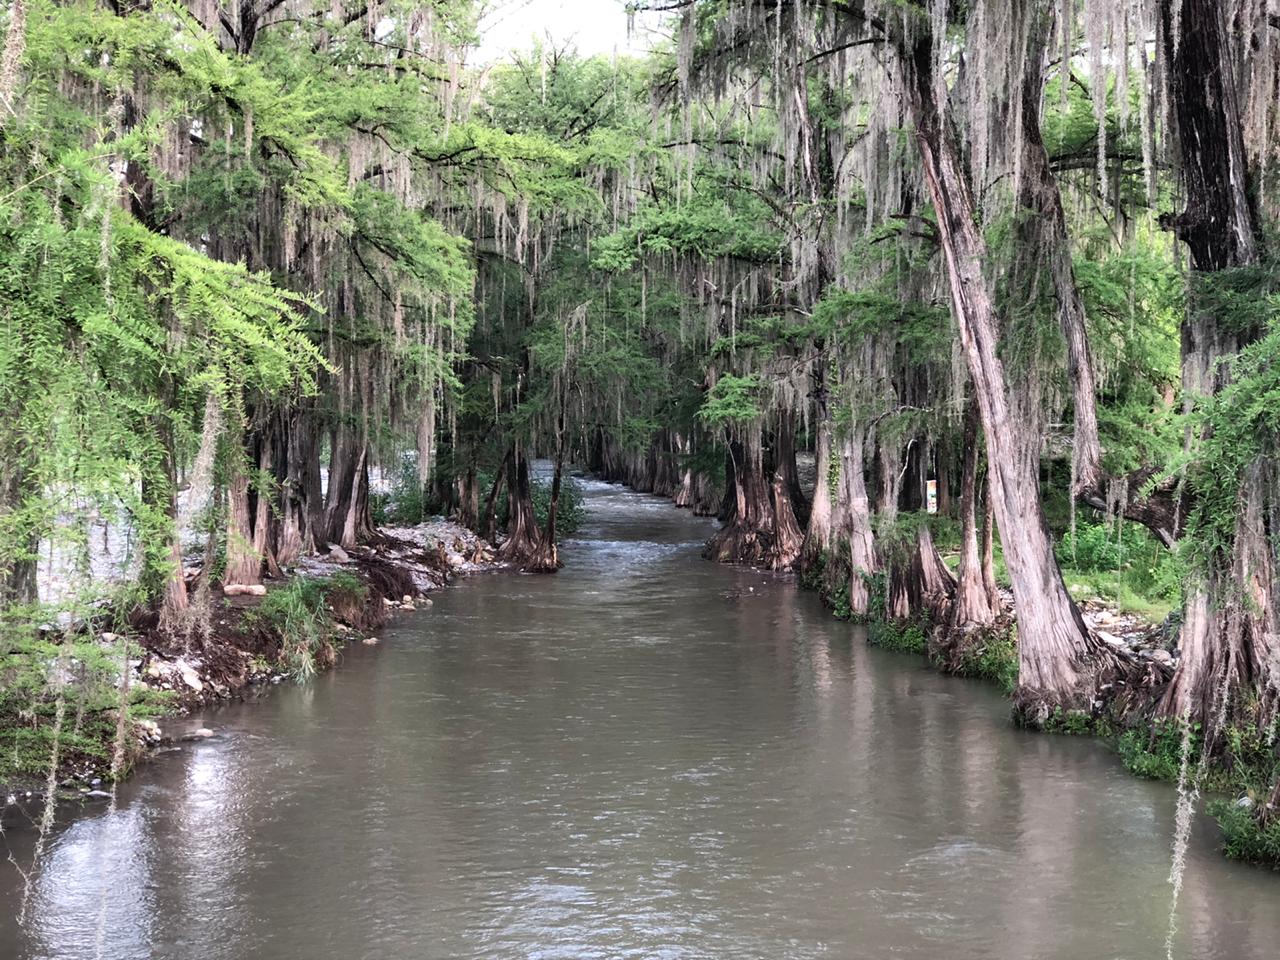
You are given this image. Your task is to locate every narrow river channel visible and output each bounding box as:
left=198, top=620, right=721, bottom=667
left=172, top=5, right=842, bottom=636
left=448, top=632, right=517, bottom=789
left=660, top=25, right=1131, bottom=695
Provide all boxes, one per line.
left=2, top=480, right=1278, bottom=959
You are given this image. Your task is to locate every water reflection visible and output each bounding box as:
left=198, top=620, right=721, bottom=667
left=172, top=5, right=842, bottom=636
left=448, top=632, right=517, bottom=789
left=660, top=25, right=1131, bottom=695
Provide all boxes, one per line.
left=2, top=480, right=1278, bottom=959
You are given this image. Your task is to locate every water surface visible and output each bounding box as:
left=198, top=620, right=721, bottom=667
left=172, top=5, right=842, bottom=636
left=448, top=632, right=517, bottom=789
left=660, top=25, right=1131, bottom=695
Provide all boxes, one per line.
left=2, top=480, right=1278, bottom=959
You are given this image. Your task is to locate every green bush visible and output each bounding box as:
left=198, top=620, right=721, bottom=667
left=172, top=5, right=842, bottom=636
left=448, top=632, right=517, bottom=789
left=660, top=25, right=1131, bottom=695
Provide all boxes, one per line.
left=1117, top=719, right=1199, bottom=780
left=242, top=577, right=338, bottom=680
left=1, top=614, right=170, bottom=784
left=1209, top=799, right=1280, bottom=868
left=371, top=454, right=428, bottom=526
left=533, top=476, right=587, bottom=536
left=867, top=619, right=928, bottom=654
left=1043, top=707, right=1094, bottom=735
left=949, top=628, right=1019, bottom=692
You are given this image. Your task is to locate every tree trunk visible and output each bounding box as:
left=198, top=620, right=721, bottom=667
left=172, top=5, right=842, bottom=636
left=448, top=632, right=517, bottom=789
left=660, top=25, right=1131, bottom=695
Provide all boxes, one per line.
left=800, top=409, right=835, bottom=575
left=224, top=429, right=261, bottom=587
left=842, top=426, right=875, bottom=617
left=0, top=459, right=38, bottom=607
left=455, top=464, right=481, bottom=531
left=672, top=432, right=695, bottom=508
left=496, top=446, right=542, bottom=563
left=1156, top=0, right=1274, bottom=728
left=480, top=451, right=510, bottom=543
left=252, top=432, right=281, bottom=579
left=704, top=428, right=773, bottom=564
left=936, top=401, right=1006, bottom=666
left=774, top=414, right=810, bottom=526
left=902, top=35, right=1123, bottom=722
left=526, top=391, right=567, bottom=573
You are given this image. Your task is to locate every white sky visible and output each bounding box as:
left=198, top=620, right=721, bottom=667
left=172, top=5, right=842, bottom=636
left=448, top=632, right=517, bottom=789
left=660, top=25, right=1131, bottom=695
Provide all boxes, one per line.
left=471, top=0, right=666, bottom=64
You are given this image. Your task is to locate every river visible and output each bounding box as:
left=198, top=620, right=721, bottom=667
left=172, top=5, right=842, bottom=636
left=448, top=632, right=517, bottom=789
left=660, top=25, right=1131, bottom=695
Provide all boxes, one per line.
left=2, top=480, right=1277, bottom=959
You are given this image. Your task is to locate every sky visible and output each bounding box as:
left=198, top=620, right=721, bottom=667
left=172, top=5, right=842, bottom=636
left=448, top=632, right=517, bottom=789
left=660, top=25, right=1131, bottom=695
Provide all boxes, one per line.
left=470, top=0, right=666, bottom=64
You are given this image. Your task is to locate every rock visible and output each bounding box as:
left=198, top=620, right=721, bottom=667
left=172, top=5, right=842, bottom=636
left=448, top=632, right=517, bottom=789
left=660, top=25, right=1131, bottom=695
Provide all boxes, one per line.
left=362, top=637, right=379, bottom=646
left=100, top=631, right=119, bottom=642
left=90, top=778, right=102, bottom=787
left=402, top=594, right=413, bottom=604
left=145, top=662, right=164, bottom=679
left=84, top=790, right=113, bottom=800
left=383, top=597, right=395, bottom=607
left=401, top=604, right=415, bottom=611
left=1237, top=796, right=1256, bottom=810
left=177, top=661, right=203, bottom=693
left=1152, top=649, right=1173, bottom=664
left=193, top=727, right=214, bottom=738
left=421, top=598, right=433, bottom=608
left=328, top=543, right=350, bottom=563
left=225, top=583, right=268, bottom=597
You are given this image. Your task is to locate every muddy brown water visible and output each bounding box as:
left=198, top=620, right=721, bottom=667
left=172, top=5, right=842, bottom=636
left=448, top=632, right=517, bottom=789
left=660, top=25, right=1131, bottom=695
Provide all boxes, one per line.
left=2, top=480, right=1278, bottom=959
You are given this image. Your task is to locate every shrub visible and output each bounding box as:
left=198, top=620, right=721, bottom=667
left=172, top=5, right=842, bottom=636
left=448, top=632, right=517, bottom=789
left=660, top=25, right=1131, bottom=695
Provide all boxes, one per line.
left=1209, top=799, right=1280, bottom=868
left=949, top=627, right=1019, bottom=692
left=243, top=578, right=336, bottom=681
left=867, top=619, right=929, bottom=654
left=1043, top=707, right=1094, bottom=735
left=1117, top=719, right=1199, bottom=781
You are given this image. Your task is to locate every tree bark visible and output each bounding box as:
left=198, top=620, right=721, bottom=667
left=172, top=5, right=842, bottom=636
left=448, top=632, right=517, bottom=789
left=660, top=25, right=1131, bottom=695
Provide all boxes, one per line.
left=224, top=428, right=261, bottom=587
left=800, top=407, right=835, bottom=575
left=841, top=426, right=875, bottom=617
left=902, top=35, right=1124, bottom=722
left=936, top=401, right=1007, bottom=665
left=480, top=450, right=510, bottom=543
left=495, top=445, right=543, bottom=563
left=704, top=427, right=773, bottom=564
left=1156, top=0, right=1277, bottom=728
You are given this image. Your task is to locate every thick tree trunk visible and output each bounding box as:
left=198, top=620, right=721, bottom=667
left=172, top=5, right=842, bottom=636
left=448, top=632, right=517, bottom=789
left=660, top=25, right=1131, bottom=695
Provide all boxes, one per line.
left=252, top=434, right=281, bottom=579
left=842, top=426, right=875, bottom=617
left=935, top=402, right=1006, bottom=666
left=950, top=403, right=1002, bottom=623
left=691, top=467, right=719, bottom=517
left=416, top=391, right=436, bottom=509
left=454, top=464, right=481, bottom=531
left=774, top=415, right=810, bottom=526
left=323, top=424, right=374, bottom=549
left=152, top=416, right=188, bottom=630
left=799, top=410, right=835, bottom=575
left=672, top=433, right=695, bottom=508
left=0, top=458, right=38, bottom=607
left=277, top=409, right=321, bottom=567
left=526, top=394, right=566, bottom=573
left=224, top=434, right=261, bottom=587
left=496, top=446, right=542, bottom=563
left=704, top=428, right=773, bottom=564
left=903, top=36, right=1123, bottom=722
left=1157, top=0, right=1274, bottom=728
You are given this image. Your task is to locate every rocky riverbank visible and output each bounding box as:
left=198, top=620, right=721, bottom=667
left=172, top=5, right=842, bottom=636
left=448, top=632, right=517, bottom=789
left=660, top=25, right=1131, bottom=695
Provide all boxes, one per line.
left=3, top=520, right=501, bottom=814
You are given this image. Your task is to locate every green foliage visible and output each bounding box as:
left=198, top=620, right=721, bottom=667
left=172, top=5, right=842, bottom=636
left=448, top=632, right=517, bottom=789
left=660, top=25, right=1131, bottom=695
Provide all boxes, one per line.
left=241, top=576, right=358, bottom=681
left=1117, top=719, right=1199, bottom=781
left=948, top=628, right=1020, bottom=693
left=533, top=477, right=587, bottom=537
left=698, top=374, right=764, bottom=428
left=1209, top=799, right=1280, bottom=868
left=1042, top=707, right=1095, bottom=736
left=867, top=618, right=929, bottom=654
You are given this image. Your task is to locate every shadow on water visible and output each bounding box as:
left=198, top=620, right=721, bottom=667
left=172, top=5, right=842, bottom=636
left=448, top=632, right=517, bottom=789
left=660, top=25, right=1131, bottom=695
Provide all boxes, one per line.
left=2, top=479, right=1278, bottom=959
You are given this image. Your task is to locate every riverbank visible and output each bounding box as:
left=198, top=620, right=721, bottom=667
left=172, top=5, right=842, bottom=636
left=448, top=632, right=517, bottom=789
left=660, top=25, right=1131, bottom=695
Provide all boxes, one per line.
left=1, top=520, right=501, bottom=815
